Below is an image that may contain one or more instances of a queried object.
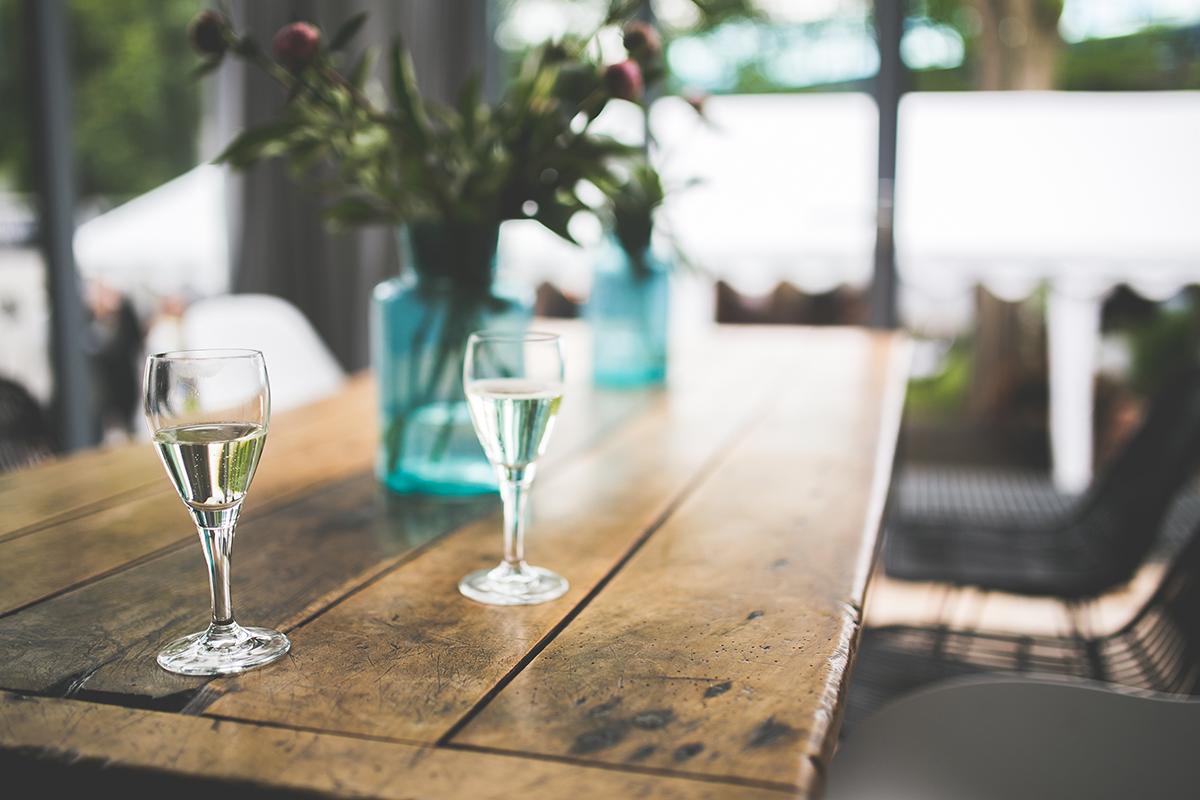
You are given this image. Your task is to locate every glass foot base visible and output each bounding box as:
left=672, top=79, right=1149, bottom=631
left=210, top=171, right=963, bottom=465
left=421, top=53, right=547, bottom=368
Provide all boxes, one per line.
left=157, top=622, right=290, bottom=676
left=459, top=562, right=569, bottom=606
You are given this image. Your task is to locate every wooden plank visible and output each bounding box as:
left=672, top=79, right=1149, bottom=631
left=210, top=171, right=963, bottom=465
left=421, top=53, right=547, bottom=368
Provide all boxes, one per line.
left=0, top=692, right=799, bottom=798
left=0, top=322, right=624, bottom=615
left=0, top=318, right=590, bottom=540
left=0, top=444, right=160, bottom=539
left=0, top=376, right=378, bottom=616
left=451, top=332, right=907, bottom=791
left=0, top=383, right=650, bottom=704
left=197, top=333, right=801, bottom=742
left=0, top=375, right=371, bottom=540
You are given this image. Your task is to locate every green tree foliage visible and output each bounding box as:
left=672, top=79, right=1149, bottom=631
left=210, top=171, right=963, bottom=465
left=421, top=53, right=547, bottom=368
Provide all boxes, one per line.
left=909, top=0, right=1200, bottom=92
left=0, top=0, right=202, bottom=201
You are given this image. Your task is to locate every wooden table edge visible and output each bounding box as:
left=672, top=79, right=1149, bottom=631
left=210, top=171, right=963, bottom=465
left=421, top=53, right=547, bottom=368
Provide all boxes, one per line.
left=0, top=691, right=805, bottom=798
left=811, top=335, right=911, bottom=767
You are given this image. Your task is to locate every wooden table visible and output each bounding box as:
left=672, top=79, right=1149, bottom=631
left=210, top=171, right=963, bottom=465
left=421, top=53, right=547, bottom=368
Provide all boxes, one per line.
left=0, top=324, right=906, bottom=798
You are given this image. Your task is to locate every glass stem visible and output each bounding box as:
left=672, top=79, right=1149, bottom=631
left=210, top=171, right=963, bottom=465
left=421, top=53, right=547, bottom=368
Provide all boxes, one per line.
left=193, top=506, right=240, bottom=627
left=500, top=467, right=533, bottom=571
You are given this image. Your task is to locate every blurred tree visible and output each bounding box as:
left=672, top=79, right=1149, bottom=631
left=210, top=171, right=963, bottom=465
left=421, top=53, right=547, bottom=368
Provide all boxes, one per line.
left=0, top=0, right=201, bottom=202
left=674, top=0, right=760, bottom=30
left=1059, top=26, right=1200, bottom=90
left=922, top=0, right=1063, bottom=89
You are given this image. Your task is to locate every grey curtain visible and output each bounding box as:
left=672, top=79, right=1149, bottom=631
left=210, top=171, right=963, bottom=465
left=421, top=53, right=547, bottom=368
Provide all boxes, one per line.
left=226, top=1, right=494, bottom=370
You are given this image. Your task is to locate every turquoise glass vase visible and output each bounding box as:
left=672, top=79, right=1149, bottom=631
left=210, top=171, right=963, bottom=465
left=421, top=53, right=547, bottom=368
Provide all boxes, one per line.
left=371, top=224, right=530, bottom=495
left=587, top=236, right=669, bottom=388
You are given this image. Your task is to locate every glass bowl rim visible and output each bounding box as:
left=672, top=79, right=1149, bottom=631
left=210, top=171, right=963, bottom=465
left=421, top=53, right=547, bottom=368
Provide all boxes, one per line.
left=147, top=348, right=265, bottom=362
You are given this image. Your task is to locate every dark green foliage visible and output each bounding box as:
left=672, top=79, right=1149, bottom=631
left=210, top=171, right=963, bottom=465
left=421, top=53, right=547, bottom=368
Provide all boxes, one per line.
left=664, top=2, right=1200, bottom=95
left=906, top=340, right=972, bottom=417
left=1059, top=26, right=1200, bottom=91
left=610, top=160, right=664, bottom=275
left=0, top=0, right=202, bottom=200
left=1127, top=301, right=1200, bottom=398
left=908, top=0, right=1200, bottom=93
left=328, top=12, right=366, bottom=53
left=203, top=7, right=658, bottom=243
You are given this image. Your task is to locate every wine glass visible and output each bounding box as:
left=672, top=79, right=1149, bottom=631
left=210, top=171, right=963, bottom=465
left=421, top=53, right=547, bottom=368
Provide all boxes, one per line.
left=459, top=331, right=568, bottom=605
left=144, top=349, right=290, bottom=675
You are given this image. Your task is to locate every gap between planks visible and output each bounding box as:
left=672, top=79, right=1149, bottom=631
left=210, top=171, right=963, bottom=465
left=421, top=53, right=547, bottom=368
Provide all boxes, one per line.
left=0, top=535, right=193, bottom=621
left=433, top=385, right=776, bottom=747
left=0, top=389, right=649, bottom=630
left=157, top=392, right=657, bottom=715
left=0, top=483, right=168, bottom=545
left=0, top=470, right=372, bottom=624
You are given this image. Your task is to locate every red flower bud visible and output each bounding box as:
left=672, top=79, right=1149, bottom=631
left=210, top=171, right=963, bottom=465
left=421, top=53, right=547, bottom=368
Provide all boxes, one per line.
left=604, top=59, right=644, bottom=102
left=272, top=22, right=321, bottom=71
left=622, top=21, right=661, bottom=60
left=188, top=10, right=229, bottom=56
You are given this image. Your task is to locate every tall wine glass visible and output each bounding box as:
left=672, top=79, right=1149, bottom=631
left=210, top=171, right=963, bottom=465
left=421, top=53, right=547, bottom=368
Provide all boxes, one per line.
left=144, top=349, right=290, bottom=675
left=460, top=331, right=568, bottom=605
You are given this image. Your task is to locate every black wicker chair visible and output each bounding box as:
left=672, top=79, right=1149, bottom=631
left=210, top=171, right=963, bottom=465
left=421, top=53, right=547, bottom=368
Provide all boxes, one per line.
left=0, top=377, right=53, bottom=473
left=885, top=368, right=1200, bottom=598
left=848, top=519, right=1200, bottom=729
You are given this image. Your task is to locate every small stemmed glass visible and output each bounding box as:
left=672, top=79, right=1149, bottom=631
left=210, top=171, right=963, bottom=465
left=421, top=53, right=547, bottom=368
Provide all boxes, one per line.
left=144, top=349, right=290, bottom=675
left=459, top=332, right=569, bottom=605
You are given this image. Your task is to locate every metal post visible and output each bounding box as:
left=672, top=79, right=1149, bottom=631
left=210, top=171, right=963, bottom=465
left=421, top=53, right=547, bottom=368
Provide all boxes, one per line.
left=27, top=0, right=96, bottom=450
left=870, top=0, right=907, bottom=329
left=481, top=0, right=502, bottom=104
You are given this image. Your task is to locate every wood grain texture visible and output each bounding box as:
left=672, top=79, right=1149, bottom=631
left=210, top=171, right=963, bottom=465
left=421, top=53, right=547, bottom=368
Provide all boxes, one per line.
left=0, top=383, right=648, bottom=705
left=0, top=476, right=482, bottom=705
left=0, top=445, right=161, bottom=538
left=452, top=332, right=907, bottom=791
left=0, top=326, right=905, bottom=799
left=0, top=692, right=800, bottom=799
left=0, top=376, right=374, bottom=540
left=0, top=376, right=378, bottom=616
left=197, top=336, right=794, bottom=742
left=0, top=326, right=643, bottom=616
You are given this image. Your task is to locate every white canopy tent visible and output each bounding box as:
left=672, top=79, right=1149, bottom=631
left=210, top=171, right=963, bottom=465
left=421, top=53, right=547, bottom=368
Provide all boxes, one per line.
left=73, top=164, right=231, bottom=302
left=896, top=91, right=1200, bottom=491
left=498, top=93, right=880, bottom=333
left=652, top=93, right=879, bottom=297
left=64, top=93, right=1200, bottom=492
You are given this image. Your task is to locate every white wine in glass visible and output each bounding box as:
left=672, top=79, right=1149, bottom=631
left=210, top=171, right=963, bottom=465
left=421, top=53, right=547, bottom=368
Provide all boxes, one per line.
left=144, top=349, right=290, bottom=676
left=460, top=332, right=568, bottom=605
left=154, top=423, right=266, bottom=509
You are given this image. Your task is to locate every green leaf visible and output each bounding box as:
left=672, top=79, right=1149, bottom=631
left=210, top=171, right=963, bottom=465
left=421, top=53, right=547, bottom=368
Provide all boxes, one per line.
left=190, top=55, right=224, bottom=79
left=348, top=49, right=376, bottom=90
left=286, top=137, right=328, bottom=173
left=324, top=195, right=394, bottom=227
left=389, top=40, right=430, bottom=151
left=214, top=120, right=303, bottom=168
left=457, top=74, right=481, bottom=145
left=534, top=197, right=584, bottom=244
left=330, top=12, right=368, bottom=51
left=603, top=0, right=641, bottom=25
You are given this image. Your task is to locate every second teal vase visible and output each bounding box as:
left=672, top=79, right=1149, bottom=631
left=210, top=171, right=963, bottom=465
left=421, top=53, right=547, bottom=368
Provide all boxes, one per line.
left=587, top=236, right=669, bottom=388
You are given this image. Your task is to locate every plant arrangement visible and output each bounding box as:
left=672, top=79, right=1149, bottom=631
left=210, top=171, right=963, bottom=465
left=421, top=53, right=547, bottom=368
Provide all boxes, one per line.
left=587, top=156, right=676, bottom=388
left=188, top=5, right=664, bottom=249
left=608, top=159, right=665, bottom=278
left=187, top=4, right=672, bottom=493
